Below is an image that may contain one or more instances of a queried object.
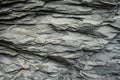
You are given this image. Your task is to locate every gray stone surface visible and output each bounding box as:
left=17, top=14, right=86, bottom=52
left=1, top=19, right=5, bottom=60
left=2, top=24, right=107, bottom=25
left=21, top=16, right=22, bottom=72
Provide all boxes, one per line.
left=0, top=0, right=120, bottom=80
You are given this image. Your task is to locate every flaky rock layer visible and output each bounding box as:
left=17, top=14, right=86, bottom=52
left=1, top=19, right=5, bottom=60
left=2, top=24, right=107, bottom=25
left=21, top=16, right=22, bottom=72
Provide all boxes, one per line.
left=0, top=0, right=120, bottom=80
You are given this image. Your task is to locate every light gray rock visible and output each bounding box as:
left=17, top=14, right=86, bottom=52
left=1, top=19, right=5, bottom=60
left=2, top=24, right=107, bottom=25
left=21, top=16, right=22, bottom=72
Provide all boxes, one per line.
left=0, top=0, right=120, bottom=80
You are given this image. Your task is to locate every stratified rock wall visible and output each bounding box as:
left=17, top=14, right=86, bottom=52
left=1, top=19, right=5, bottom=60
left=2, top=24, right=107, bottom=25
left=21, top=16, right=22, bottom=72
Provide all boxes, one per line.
left=0, top=0, right=120, bottom=80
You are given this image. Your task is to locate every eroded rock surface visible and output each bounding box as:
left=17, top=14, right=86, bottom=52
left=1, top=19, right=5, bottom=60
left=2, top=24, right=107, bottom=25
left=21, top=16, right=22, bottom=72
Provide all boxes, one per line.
left=0, top=0, right=120, bottom=80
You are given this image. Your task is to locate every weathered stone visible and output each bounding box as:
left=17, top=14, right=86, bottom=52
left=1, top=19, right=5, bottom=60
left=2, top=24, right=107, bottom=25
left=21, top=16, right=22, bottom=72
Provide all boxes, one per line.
left=0, top=0, right=120, bottom=80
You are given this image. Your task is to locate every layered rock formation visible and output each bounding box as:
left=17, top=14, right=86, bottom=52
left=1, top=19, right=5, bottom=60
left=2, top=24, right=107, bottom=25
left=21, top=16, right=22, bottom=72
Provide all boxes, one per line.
left=0, top=0, right=120, bottom=80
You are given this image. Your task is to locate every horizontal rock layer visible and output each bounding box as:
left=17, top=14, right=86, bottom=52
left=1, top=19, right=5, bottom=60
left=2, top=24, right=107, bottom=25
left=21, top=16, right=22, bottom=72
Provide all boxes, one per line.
left=0, top=0, right=120, bottom=80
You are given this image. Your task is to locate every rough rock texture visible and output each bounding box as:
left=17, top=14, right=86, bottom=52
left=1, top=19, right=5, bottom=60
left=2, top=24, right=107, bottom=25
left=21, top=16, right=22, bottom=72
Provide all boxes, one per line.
left=0, top=0, right=120, bottom=80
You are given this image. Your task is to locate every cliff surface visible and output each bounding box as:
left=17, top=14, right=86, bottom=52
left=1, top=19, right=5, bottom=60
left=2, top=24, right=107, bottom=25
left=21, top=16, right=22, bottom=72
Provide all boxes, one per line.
left=0, top=0, right=120, bottom=80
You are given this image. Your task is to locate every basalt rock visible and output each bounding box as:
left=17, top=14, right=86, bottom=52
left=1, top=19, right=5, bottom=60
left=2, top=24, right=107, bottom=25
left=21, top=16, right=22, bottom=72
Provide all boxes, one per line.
left=0, top=0, right=120, bottom=80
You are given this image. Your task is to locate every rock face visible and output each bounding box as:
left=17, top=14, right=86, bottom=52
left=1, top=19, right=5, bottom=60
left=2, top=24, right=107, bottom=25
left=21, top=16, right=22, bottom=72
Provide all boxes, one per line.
left=0, top=0, right=120, bottom=80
